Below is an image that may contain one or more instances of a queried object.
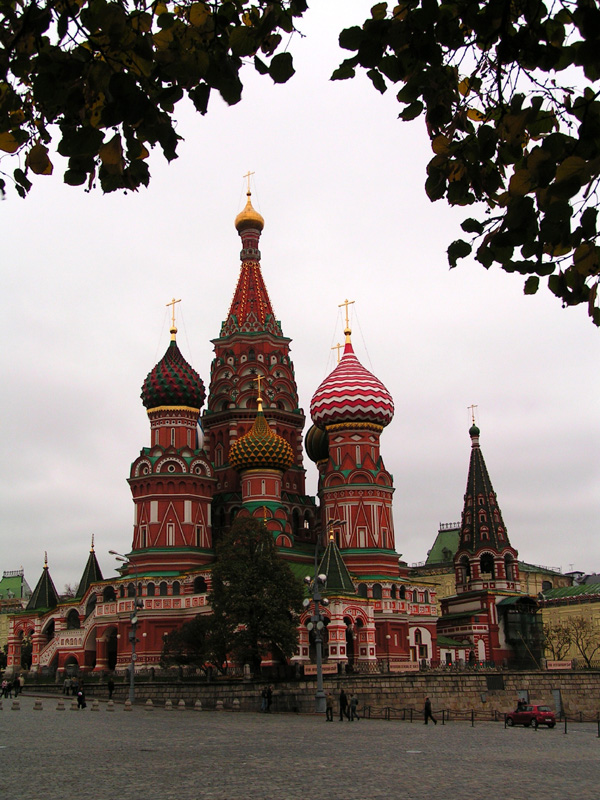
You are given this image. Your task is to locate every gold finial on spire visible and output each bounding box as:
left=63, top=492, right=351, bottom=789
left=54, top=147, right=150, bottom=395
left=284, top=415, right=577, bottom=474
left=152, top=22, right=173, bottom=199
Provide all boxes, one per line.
left=338, top=298, right=355, bottom=343
left=262, top=505, right=268, bottom=524
left=331, top=342, right=343, bottom=363
left=90, top=534, right=95, bottom=553
left=44, top=551, right=48, bottom=568
left=468, top=404, right=478, bottom=424
left=166, top=297, right=181, bottom=340
left=253, top=374, right=264, bottom=411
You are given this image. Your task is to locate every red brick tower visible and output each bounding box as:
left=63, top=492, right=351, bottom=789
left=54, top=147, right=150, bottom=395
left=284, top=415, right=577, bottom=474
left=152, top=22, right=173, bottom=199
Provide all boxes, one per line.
left=127, top=315, right=215, bottom=573
left=202, top=187, right=317, bottom=545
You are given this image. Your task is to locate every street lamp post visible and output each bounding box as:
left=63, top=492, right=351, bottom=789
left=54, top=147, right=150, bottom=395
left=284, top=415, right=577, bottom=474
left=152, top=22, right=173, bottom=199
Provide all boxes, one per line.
left=304, top=546, right=329, bottom=714
left=109, top=550, right=143, bottom=704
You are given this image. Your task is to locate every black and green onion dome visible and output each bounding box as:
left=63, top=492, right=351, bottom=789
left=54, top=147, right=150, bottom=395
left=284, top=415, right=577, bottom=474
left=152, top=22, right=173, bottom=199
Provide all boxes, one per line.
left=469, top=423, right=481, bottom=438
left=141, top=339, right=205, bottom=410
left=230, top=411, right=294, bottom=472
left=305, top=424, right=329, bottom=464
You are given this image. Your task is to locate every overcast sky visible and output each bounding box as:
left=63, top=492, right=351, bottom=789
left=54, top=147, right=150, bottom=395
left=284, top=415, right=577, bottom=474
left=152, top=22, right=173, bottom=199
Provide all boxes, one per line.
left=1, top=3, right=599, bottom=593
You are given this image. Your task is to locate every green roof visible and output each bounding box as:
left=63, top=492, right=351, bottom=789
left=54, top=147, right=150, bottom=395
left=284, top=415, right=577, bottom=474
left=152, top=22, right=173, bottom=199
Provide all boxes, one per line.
left=0, top=571, right=31, bottom=601
left=437, top=635, right=467, bottom=647
left=543, top=583, right=600, bottom=599
left=318, top=540, right=356, bottom=595
left=425, top=528, right=460, bottom=565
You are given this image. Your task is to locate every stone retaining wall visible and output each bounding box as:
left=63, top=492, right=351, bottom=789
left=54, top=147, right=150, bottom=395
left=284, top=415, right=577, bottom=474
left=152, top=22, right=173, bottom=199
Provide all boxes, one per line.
left=26, top=670, right=600, bottom=715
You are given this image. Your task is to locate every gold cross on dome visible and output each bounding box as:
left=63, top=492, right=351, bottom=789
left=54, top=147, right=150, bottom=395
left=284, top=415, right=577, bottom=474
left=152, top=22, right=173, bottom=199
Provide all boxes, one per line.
left=338, top=298, right=355, bottom=330
left=331, top=342, right=343, bottom=363
left=166, top=297, right=181, bottom=328
left=253, top=373, right=264, bottom=397
left=243, top=170, right=255, bottom=194
left=467, top=404, right=478, bottom=424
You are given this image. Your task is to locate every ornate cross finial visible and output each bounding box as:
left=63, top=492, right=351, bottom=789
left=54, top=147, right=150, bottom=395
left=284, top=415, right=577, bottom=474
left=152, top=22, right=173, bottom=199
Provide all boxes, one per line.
left=262, top=505, right=268, bottom=524
left=468, top=404, right=478, bottom=424
left=338, top=298, right=355, bottom=342
left=166, top=297, right=181, bottom=340
left=331, top=342, right=343, bottom=363
left=252, top=374, right=264, bottom=411
left=243, top=170, right=255, bottom=195
left=90, top=533, right=95, bottom=553
left=44, top=551, right=48, bottom=568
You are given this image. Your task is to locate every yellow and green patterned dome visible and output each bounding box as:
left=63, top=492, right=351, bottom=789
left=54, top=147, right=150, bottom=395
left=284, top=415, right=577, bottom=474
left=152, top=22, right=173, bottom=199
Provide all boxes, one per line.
left=230, top=406, right=293, bottom=472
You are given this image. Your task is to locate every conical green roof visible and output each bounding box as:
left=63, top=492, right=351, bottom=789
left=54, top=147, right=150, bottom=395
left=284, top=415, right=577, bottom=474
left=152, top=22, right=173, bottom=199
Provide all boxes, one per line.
left=76, top=543, right=103, bottom=598
left=26, top=559, right=59, bottom=611
left=318, top=538, right=356, bottom=594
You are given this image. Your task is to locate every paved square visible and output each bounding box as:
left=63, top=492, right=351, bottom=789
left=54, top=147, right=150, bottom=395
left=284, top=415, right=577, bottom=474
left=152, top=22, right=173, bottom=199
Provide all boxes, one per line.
left=1, top=696, right=598, bottom=800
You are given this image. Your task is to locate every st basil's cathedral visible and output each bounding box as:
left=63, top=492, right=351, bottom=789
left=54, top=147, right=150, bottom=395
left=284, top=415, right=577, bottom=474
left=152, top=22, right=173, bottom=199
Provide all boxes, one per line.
left=7, top=188, right=535, bottom=678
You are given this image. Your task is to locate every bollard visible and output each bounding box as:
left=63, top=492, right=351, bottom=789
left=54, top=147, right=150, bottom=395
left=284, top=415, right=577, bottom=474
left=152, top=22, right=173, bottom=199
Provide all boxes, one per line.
left=106, top=700, right=115, bottom=712
left=215, top=699, right=224, bottom=711
left=91, top=699, right=100, bottom=712
left=232, top=698, right=240, bottom=712
left=165, top=699, right=173, bottom=711
left=70, top=700, right=78, bottom=711
left=178, top=699, right=186, bottom=711
left=33, top=699, right=43, bottom=711
left=11, top=700, right=20, bottom=711
left=194, top=700, right=203, bottom=712
left=145, top=699, right=154, bottom=711
left=56, top=699, right=65, bottom=711
left=124, top=700, right=132, bottom=712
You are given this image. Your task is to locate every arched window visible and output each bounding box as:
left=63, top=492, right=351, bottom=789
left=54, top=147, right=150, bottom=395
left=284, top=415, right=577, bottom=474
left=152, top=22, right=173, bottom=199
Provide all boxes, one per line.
left=390, top=585, right=397, bottom=599
left=159, top=581, right=168, bottom=596
left=399, top=586, right=406, bottom=600
left=119, top=585, right=125, bottom=598
left=357, top=583, right=368, bottom=598
left=504, top=554, right=515, bottom=581
left=460, top=555, right=471, bottom=581
left=66, top=609, right=80, bottom=629
left=146, top=582, right=156, bottom=596
left=480, top=552, right=495, bottom=578
left=372, top=583, right=382, bottom=600
left=423, top=590, right=429, bottom=604
left=85, top=596, right=96, bottom=619
left=194, top=576, right=207, bottom=594
left=172, top=581, right=181, bottom=596
left=127, top=583, right=135, bottom=598
left=103, top=586, right=116, bottom=602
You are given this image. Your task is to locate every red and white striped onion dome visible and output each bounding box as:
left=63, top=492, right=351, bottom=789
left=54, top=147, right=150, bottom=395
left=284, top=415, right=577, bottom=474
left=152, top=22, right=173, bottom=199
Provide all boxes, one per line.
left=310, top=341, right=394, bottom=429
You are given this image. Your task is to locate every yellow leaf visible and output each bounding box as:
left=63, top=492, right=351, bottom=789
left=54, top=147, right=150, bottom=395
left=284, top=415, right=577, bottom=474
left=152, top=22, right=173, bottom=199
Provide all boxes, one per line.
left=25, top=143, right=53, bottom=175
left=458, top=78, right=470, bottom=97
left=99, top=134, right=124, bottom=173
left=432, top=135, right=450, bottom=155
left=0, top=132, right=21, bottom=153
left=137, top=142, right=149, bottom=160
left=189, top=2, right=210, bottom=27
left=555, top=156, right=587, bottom=185
left=448, top=161, right=466, bottom=182
left=509, top=169, right=534, bottom=196
left=467, top=107, right=486, bottom=121
left=545, top=243, right=572, bottom=257
left=154, top=2, right=168, bottom=14
left=574, top=243, right=599, bottom=276
left=154, top=28, right=174, bottom=50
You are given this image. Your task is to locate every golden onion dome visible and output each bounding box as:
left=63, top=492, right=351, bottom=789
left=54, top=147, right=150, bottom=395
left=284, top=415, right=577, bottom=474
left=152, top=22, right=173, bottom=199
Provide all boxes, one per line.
left=230, top=405, right=293, bottom=472
left=235, top=190, right=264, bottom=233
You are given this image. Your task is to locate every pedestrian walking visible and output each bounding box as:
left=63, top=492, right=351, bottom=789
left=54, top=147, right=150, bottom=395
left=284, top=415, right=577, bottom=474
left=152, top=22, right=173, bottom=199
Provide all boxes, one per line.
left=424, top=696, right=437, bottom=725
left=339, top=688, right=349, bottom=721
left=260, top=686, right=268, bottom=712
left=325, top=692, right=334, bottom=721
left=77, top=686, right=86, bottom=709
left=266, top=685, right=273, bottom=713
left=349, top=694, right=360, bottom=721
left=107, top=676, right=115, bottom=699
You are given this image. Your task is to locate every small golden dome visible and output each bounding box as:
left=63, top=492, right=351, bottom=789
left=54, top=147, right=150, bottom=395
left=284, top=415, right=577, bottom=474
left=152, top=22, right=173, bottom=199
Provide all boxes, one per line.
left=235, top=191, right=264, bottom=232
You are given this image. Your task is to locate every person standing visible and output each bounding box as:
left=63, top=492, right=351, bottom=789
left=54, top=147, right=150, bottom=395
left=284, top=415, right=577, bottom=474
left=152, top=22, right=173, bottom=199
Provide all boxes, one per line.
left=325, top=692, right=334, bottom=722
left=260, top=686, right=268, bottom=712
left=77, top=685, right=86, bottom=709
left=266, top=685, right=273, bottom=713
left=349, top=694, right=359, bottom=721
left=13, top=674, right=20, bottom=697
left=107, top=676, right=115, bottom=700
left=424, top=696, right=437, bottom=725
left=339, top=688, right=349, bottom=721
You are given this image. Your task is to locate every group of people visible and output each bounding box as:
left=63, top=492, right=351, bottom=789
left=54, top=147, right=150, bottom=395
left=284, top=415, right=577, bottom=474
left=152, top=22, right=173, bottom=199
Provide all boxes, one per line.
left=1, top=674, right=24, bottom=698
left=62, top=676, right=80, bottom=695
left=328, top=689, right=360, bottom=721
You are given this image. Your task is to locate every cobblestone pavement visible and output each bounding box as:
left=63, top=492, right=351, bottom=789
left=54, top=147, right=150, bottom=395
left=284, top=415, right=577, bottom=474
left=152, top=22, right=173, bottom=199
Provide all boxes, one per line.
left=1, top=695, right=598, bottom=800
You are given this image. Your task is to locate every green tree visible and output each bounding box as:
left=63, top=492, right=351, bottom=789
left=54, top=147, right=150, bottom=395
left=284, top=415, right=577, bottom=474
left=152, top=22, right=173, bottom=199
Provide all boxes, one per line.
left=209, top=515, right=304, bottom=674
left=333, top=0, right=600, bottom=324
left=0, top=0, right=305, bottom=196
left=161, top=612, right=231, bottom=675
